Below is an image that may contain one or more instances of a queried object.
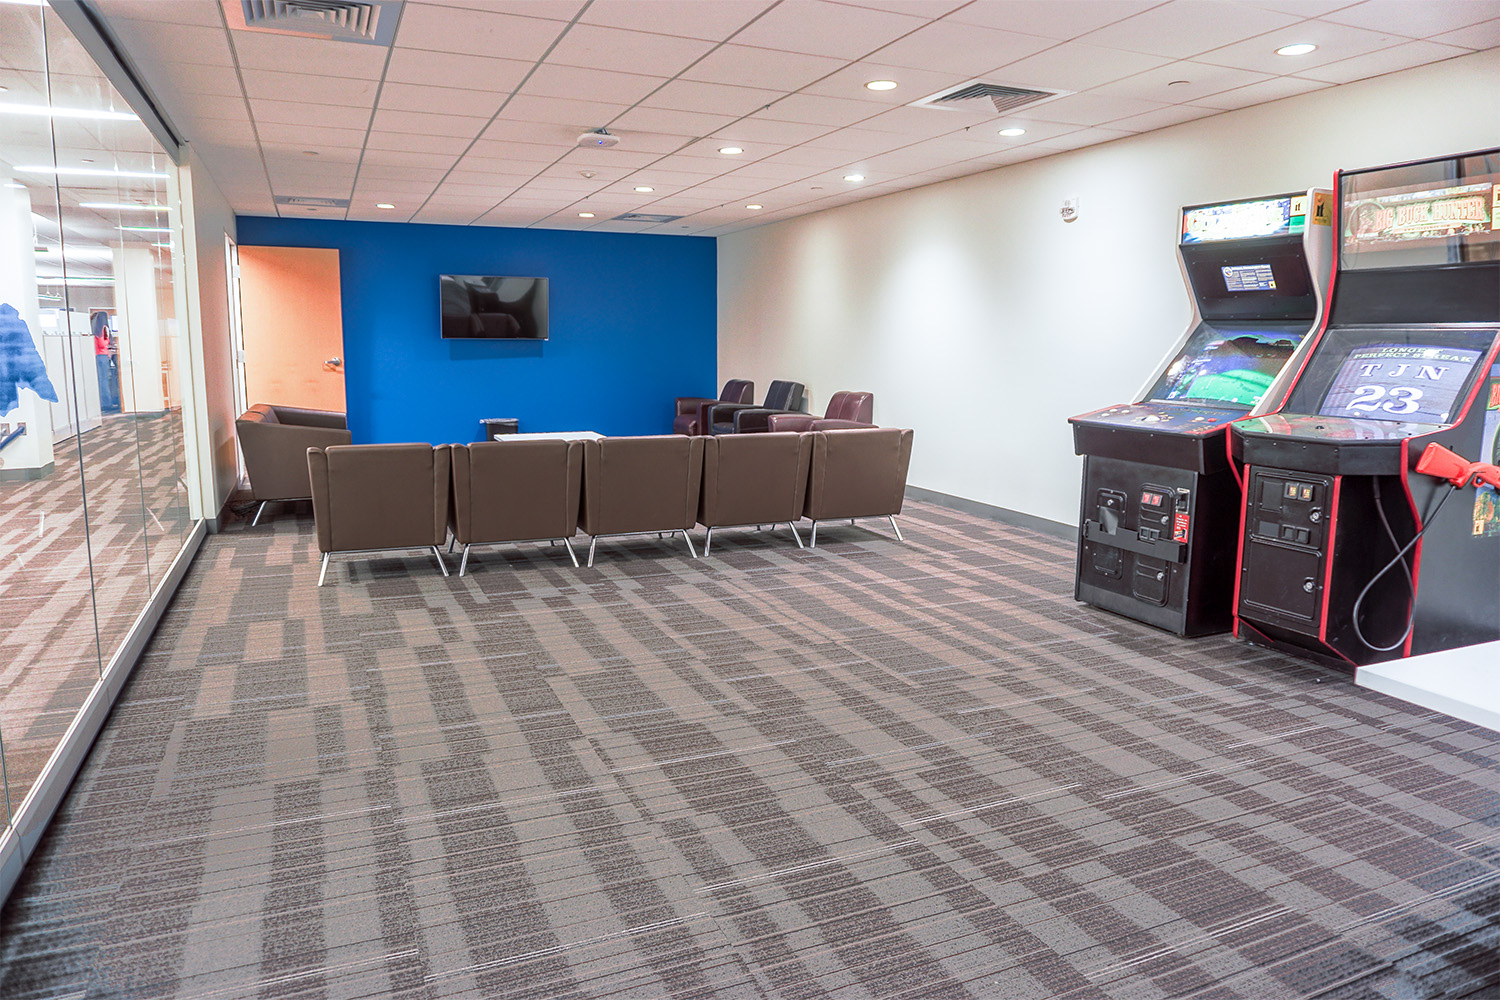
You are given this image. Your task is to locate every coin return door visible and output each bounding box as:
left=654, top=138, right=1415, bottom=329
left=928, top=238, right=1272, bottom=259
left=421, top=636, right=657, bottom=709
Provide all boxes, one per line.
left=1239, top=471, right=1332, bottom=634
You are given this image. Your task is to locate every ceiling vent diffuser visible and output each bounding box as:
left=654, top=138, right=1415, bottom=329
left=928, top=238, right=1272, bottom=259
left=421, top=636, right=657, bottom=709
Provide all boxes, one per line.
left=911, top=79, right=1070, bottom=115
left=225, top=0, right=402, bottom=46
left=275, top=195, right=350, bottom=209
left=613, top=212, right=683, bottom=224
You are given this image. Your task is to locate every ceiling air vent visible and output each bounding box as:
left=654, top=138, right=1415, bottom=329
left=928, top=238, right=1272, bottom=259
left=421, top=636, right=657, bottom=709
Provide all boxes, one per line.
left=276, top=195, right=350, bottom=209
left=612, top=213, right=683, bottom=224
left=225, top=0, right=402, bottom=46
left=911, top=79, right=1070, bottom=115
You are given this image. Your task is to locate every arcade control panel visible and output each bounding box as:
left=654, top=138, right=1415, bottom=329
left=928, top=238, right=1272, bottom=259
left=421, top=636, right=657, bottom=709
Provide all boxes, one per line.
left=1070, top=402, right=1247, bottom=473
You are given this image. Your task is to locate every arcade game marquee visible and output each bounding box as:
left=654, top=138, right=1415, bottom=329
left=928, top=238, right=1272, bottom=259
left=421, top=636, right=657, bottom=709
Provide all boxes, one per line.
left=1070, top=189, right=1333, bottom=635
left=1233, top=148, right=1500, bottom=669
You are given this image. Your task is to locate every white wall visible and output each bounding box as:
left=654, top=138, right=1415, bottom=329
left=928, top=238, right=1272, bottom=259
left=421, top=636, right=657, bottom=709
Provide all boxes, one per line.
left=181, top=149, right=240, bottom=515
left=719, top=49, right=1500, bottom=527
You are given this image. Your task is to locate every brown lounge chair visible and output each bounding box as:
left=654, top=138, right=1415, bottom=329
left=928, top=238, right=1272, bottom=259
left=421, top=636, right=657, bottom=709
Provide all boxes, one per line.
left=580, top=435, right=704, bottom=566
left=698, top=431, right=812, bottom=553
left=767, top=391, right=875, bottom=432
left=673, top=379, right=753, bottom=435
left=236, top=404, right=350, bottom=524
left=308, top=443, right=452, bottom=585
left=804, top=427, right=914, bottom=547
left=449, top=440, right=582, bottom=575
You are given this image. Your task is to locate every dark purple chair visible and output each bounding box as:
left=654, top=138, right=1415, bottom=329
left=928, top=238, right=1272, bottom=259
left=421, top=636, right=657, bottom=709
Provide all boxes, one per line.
left=767, top=391, right=875, bottom=432
left=674, top=379, right=753, bottom=435
left=709, top=379, right=805, bottom=434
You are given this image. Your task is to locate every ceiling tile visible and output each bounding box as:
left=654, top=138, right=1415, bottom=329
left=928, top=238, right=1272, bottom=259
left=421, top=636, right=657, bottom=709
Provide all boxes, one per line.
left=1190, top=74, right=1330, bottom=110
left=1295, top=39, right=1473, bottom=83
left=988, top=41, right=1175, bottom=91
left=465, top=139, right=563, bottom=163
left=360, top=149, right=463, bottom=169
left=94, top=1, right=223, bottom=28
left=1079, top=1, right=1302, bottom=58
left=174, top=93, right=255, bottom=122
left=107, top=19, right=234, bottom=66
left=378, top=82, right=505, bottom=118
left=641, top=79, right=785, bottom=117
left=370, top=108, right=490, bottom=139
left=1429, top=17, right=1500, bottom=49
left=415, top=0, right=585, bottom=19
left=1019, top=92, right=1171, bottom=127
left=728, top=0, right=928, bottom=59
left=364, top=130, right=474, bottom=154
left=240, top=69, right=380, bottom=107
left=1033, top=125, right=1136, bottom=151
left=851, top=106, right=985, bottom=139
left=252, top=98, right=372, bottom=130
left=545, top=24, right=716, bottom=76
left=558, top=147, right=663, bottom=169
left=255, top=122, right=368, bottom=148
left=577, top=0, right=774, bottom=40
left=150, top=61, right=245, bottom=98
left=498, top=94, right=633, bottom=128
left=1194, top=20, right=1407, bottom=73
left=680, top=44, right=847, bottom=91
left=1318, top=1, right=1500, bottom=38
left=608, top=105, right=739, bottom=137
left=1090, top=61, right=1274, bottom=105
left=944, top=1, right=1157, bottom=39
left=708, top=118, right=831, bottom=146
left=521, top=63, right=670, bottom=107
left=756, top=93, right=879, bottom=128
left=229, top=30, right=389, bottom=79
left=383, top=47, right=533, bottom=93
left=395, top=5, right=567, bottom=59
left=1104, top=103, right=1222, bottom=132
left=1238, top=1, right=1350, bottom=14
left=868, top=20, right=1055, bottom=76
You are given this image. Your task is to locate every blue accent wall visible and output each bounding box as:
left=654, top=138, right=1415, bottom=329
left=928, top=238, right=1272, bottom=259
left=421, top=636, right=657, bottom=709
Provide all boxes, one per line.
left=234, top=216, right=717, bottom=445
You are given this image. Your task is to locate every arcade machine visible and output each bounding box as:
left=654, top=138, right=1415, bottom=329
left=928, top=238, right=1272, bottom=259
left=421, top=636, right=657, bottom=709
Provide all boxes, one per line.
left=1233, top=148, right=1500, bottom=669
left=1070, top=189, right=1333, bottom=635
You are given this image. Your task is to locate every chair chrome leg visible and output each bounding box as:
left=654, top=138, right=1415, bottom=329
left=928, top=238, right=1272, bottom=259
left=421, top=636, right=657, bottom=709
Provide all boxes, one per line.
left=704, top=526, right=714, bottom=556
left=432, top=546, right=450, bottom=577
left=810, top=520, right=819, bottom=548
left=682, top=529, right=698, bottom=558
left=317, top=552, right=330, bottom=587
left=459, top=544, right=471, bottom=577
left=787, top=522, right=804, bottom=548
left=889, top=515, right=904, bottom=542
left=252, top=500, right=268, bottom=526
left=562, top=537, right=579, bottom=567
left=448, top=537, right=457, bottom=554
left=587, top=536, right=598, bottom=567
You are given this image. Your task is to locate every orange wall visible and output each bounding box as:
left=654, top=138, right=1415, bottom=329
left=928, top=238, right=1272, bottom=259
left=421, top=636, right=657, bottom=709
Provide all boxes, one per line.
left=238, top=246, right=345, bottom=412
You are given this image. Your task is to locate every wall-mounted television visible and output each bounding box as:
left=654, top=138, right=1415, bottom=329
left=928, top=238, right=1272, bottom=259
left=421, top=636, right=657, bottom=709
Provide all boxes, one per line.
left=440, top=275, right=548, bottom=340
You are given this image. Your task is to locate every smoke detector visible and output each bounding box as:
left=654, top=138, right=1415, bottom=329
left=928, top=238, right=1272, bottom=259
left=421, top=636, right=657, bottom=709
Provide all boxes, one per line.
left=577, top=128, right=620, bottom=149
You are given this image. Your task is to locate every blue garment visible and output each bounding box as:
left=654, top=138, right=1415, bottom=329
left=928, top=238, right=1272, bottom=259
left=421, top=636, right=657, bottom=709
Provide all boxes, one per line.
left=97, top=353, right=118, bottom=411
left=0, top=302, right=59, bottom=417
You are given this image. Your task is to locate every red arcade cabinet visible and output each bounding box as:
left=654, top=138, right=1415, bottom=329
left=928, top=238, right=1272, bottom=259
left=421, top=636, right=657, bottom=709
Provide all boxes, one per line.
left=1232, top=148, right=1500, bottom=670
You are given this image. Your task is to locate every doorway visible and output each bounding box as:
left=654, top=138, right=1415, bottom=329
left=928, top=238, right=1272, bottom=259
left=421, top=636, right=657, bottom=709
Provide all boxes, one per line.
left=235, top=245, right=346, bottom=413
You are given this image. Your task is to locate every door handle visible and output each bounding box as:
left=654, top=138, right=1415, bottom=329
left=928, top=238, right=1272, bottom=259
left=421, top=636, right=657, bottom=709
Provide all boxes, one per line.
left=325, top=356, right=342, bottom=367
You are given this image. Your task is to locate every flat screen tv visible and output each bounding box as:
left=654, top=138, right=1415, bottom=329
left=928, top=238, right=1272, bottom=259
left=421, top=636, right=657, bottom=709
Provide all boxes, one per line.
left=441, top=275, right=548, bottom=340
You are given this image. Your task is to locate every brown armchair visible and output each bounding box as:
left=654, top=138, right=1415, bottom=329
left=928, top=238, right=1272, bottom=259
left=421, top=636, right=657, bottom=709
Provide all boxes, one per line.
left=698, top=431, right=813, bottom=553
left=580, top=435, right=704, bottom=566
left=237, top=403, right=351, bottom=524
left=804, top=428, right=914, bottom=547
left=450, top=440, right=582, bottom=575
left=307, top=443, right=452, bottom=585
left=767, top=391, right=875, bottom=432
left=674, top=379, right=753, bottom=436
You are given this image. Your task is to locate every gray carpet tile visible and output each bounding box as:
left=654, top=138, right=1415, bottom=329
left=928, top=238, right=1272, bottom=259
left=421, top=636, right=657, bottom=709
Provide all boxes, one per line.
left=0, top=411, right=192, bottom=810
left=0, top=501, right=1496, bottom=999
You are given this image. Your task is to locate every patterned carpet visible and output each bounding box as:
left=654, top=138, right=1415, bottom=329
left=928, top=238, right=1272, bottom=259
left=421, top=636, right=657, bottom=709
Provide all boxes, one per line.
left=0, top=500, right=1496, bottom=999
left=0, top=412, right=191, bottom=811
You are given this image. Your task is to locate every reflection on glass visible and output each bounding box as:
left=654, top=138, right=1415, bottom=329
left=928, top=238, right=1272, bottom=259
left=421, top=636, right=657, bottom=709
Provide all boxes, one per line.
left=0, top=3, right=196, bottom=819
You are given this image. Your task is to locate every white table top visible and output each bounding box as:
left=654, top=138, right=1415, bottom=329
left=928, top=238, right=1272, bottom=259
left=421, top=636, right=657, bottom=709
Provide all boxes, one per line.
left=493, top=430, right=603, bottom=441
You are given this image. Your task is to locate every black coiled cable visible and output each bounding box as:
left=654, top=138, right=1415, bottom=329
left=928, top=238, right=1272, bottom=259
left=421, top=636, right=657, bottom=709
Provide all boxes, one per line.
left=1351, top=478, right=1457, bottom=652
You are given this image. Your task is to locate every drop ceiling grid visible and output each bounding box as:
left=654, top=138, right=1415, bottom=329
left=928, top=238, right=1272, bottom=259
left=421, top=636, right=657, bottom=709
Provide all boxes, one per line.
left=81, top=0, right=1500, bottom=235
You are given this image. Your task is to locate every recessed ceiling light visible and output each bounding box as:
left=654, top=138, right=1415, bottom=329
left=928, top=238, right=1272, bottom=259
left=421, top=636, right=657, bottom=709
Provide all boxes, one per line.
left=18, top=166, right=168, bottom=179
left=1276, top=42, right=1317, bottom=56
left=718, top=146, right=744, bottom=155
left=844, top=174, right=864, bottom=182
left=303, top=150, right=319, bottom=156
left=80, top=201, right=167, bottom=211
left=0, top=102, right=136, bottom=121
left=865, top=80, right=898, bottom=91
left=1167, top=80, right=1190, bottom=87
left=376, top=203, right=395, bottom=209
left=634, top=185, right=654, bottom=192
left=746, top=204, right=763, bottom=210
left=998, top=127, right=1027, bottom=137
left=578, top=212, right=595, bottom=218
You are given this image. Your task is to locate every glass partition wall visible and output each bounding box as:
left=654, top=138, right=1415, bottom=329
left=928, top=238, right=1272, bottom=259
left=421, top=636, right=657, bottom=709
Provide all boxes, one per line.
left=0, top=3, right=195, bottom=827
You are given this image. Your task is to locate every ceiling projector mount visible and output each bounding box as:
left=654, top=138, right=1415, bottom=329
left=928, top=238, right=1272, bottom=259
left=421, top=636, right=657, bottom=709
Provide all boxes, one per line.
left=577, top=128, right=620, bottom=148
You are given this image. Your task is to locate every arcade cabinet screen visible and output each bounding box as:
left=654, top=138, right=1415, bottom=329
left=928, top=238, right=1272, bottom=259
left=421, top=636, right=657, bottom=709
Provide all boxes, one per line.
left=1341, top=153, right=1500, bottom=269
left=1149, top=328, right=1303, bottom=407
left=1182, top=195, right=1303, bottom=244
left=1318, top=344, right=1484, bottom=424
